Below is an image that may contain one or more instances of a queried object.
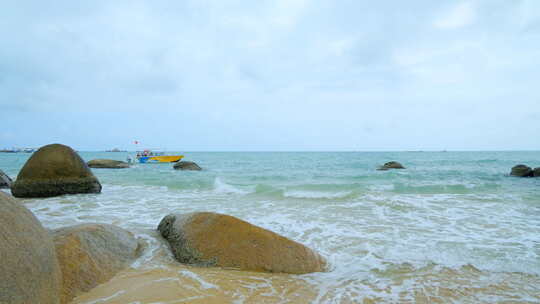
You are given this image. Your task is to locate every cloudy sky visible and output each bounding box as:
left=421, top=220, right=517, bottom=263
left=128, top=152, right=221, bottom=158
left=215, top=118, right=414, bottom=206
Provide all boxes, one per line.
left=1, top=0, right=539, bottom=151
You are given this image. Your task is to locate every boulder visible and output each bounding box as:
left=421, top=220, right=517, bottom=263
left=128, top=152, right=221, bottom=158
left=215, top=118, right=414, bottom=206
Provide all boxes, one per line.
left=173, top=161, right=202, bottom=171
left=158, top=212, right=326, bottom=274
left=87, top=159, right=130, bottom=169
left=0, top=169, right=12, bottom=188
left=533, top=167, right=540, bottom=177
left=11, top=144, right=102, bottom=198
left=53, top=223, right=140, bottom=304
left=510, top=164, right=533, bottom=177
left=377, top=161, right=405, bottom=170
left=0, top=191, right=62, bottom=304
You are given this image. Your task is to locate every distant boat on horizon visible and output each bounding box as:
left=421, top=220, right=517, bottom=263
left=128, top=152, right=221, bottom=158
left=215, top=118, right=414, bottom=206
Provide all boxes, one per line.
left=105, top=148, right=127, bottom=152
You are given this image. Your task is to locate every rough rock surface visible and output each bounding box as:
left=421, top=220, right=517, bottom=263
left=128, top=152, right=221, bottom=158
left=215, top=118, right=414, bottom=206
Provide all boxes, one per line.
left=173, top=161, right=202, bottom=171
left=11, top=143, right=102, bottom=198
left=87, top=159, right=130, bottom=169
left=158, top=212, right=327, bottom=274
left=0, top=169, right=12, bottom=188
left=53, top=223, right=140, bottom=304
left=0, top=191, right=62, bottom=304
left=377, top=161, right=405, bottom=170
left=533, top=167, right=540, bottom=177
left=510, top=164, right=533, bottom=177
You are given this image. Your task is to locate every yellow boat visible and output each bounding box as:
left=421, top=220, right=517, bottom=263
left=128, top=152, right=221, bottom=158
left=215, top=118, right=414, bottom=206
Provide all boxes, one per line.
left=135, top=150, right=184, bottom=163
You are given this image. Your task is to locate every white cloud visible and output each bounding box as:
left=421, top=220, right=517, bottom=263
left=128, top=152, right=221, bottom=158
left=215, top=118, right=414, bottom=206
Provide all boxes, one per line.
left=434, top=2, right=475, bottom=29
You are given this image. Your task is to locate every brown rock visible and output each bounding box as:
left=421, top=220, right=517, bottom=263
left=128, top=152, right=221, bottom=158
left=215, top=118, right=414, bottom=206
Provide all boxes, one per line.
left=0, top=169, right=12, bottom=188
left=0, top=191, right=62, bottom=304
left=377, top=161, right=405, bottom=170
left=53, top=223, right=140, bottom=304
left=158, top=212, right=327, bottom=274
left=11, top=144, right=102, bottom=198
left=173, top=161, right=202, bottom=171
left=87, top=159, right=130, bottom=169
left=510, top=164, right=533, bottom=177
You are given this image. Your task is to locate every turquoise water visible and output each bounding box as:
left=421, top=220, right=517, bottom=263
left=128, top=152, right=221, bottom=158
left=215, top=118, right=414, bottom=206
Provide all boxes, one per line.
left=2, top=151, right=540, bottom=303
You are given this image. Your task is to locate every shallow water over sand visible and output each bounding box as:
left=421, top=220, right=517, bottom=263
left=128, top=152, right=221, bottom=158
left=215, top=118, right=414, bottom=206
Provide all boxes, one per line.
left=2, top=151, right=540, bottom=303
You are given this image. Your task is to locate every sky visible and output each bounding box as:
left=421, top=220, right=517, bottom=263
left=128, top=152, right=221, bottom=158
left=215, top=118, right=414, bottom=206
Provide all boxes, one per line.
left=1, top=0, right=539, bottom=151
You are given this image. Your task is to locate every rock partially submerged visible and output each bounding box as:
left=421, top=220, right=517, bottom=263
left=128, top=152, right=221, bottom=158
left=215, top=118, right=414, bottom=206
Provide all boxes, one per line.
left=53, top=223, right=140, bottom=304
left=173, top=161, right=202, bottom=171
left=534, top=167, right=540, bottom=177
left=0, top=169, right=12, bottom=188
left=510, top=164, right=533, bottom=177
left=0, top=192, right=62, bottom=304
left=87, top=159, right=130, bottom=169
left=11, top=144, right=102, bottom=198
left=158, top=212, right=326, bottom=274
left=377, top=161, right=405, bottom=170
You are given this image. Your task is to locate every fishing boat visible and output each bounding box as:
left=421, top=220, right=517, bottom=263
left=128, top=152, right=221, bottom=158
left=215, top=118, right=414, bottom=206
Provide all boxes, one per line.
left=135, top=150, right=184, bottom=163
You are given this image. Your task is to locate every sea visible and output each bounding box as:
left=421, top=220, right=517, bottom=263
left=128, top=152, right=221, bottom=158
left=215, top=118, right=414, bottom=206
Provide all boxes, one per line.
left=1, top=151, right=540, bottom=304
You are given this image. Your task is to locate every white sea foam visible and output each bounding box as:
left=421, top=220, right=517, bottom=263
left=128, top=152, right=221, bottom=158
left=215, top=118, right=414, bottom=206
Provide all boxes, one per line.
left=283, top=190, right=353, bottom=199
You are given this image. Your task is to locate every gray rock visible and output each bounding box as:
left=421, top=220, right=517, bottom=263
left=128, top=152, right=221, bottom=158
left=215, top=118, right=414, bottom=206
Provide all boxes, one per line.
left=87, top=159, right=130, bottom=169
left=173, top=161, right=202, bottom=171
left=377, top=161, right=405, bottom=170
left=510, top=164, right=533, bottom=177
left=0, top=191, right=62, bottom=304
left=11, top=144, right=102, bottom=198
left=158, top=212, right=326, bottom=274
left=53, top=223, right=140, bottom=304
left=533, top=167, right=540, bottom=177
left=0, top=169, right=12, bottom=188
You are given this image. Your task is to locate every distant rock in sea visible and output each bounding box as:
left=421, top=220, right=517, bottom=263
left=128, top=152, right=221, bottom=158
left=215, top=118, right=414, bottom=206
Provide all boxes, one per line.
left=510, top=164, right=533, bottom=177
left=11, top=144, right=102, bottom=198
left=53, top=223, right=140, bottom=304
left=377, top=161, right=405, bottom=170
left=0, top=169, right=12, bottom=188
left=534, top=167, right=540, bottom=177
left=173, top=161, right=202, bottom=171
left=0, top=192, right=62, bottom=304
left=87, top=159, right=130, bottom=169
left=158, top=212, right=327, bottom=274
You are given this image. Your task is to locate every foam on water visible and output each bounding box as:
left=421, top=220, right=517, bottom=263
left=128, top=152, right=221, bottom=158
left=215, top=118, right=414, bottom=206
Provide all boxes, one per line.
left=2, top=151, right=540, bottom=303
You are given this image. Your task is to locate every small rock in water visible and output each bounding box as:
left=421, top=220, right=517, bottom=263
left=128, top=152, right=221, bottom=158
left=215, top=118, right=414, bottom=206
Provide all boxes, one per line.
left=53, top=223, right=140, bottom=304
left=377, top=161, right=405, bottom=170
left=0, top=192, right=62, bottom=304
left=533, top=167, right=540, bottom=177
left=0, top=169, right=12, bottom=188
left=173, top=161, right=202, bottom=171
left=158, top=212, right=326, bottom=274
left=510, top=164, right=533, bottom=177
left=87, top=159, right=130, bottom=169
left=11, top=143, right=102, bottom=198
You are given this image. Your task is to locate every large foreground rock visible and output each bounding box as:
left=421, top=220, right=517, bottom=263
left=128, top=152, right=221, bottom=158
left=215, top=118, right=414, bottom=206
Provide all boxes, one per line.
left=0, top=169, right=12, bottom=188
left=377, top=161, right=405, bottom=170
left=0, top=192, right=62, bottom=304
left=53, top=223, right=140, bottom=304
left=158, top=212, right=326, bottom=274
left=173, top=161, right=202, bottom=171
left=510, top=164, right=533, bottom=177
left=11, top=144, right=102, bottom=198
left=87, top=159, right=130, bottom=169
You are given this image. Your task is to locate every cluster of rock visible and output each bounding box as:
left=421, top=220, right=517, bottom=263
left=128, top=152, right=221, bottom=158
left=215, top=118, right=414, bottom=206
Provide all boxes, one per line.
left=1, top=143, right=325, bottom=303
left=510, top=164, right=540, bottom=177
left=0, top=192, right=140, bottom=304
left=377, top=161, right=405, bottom=170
